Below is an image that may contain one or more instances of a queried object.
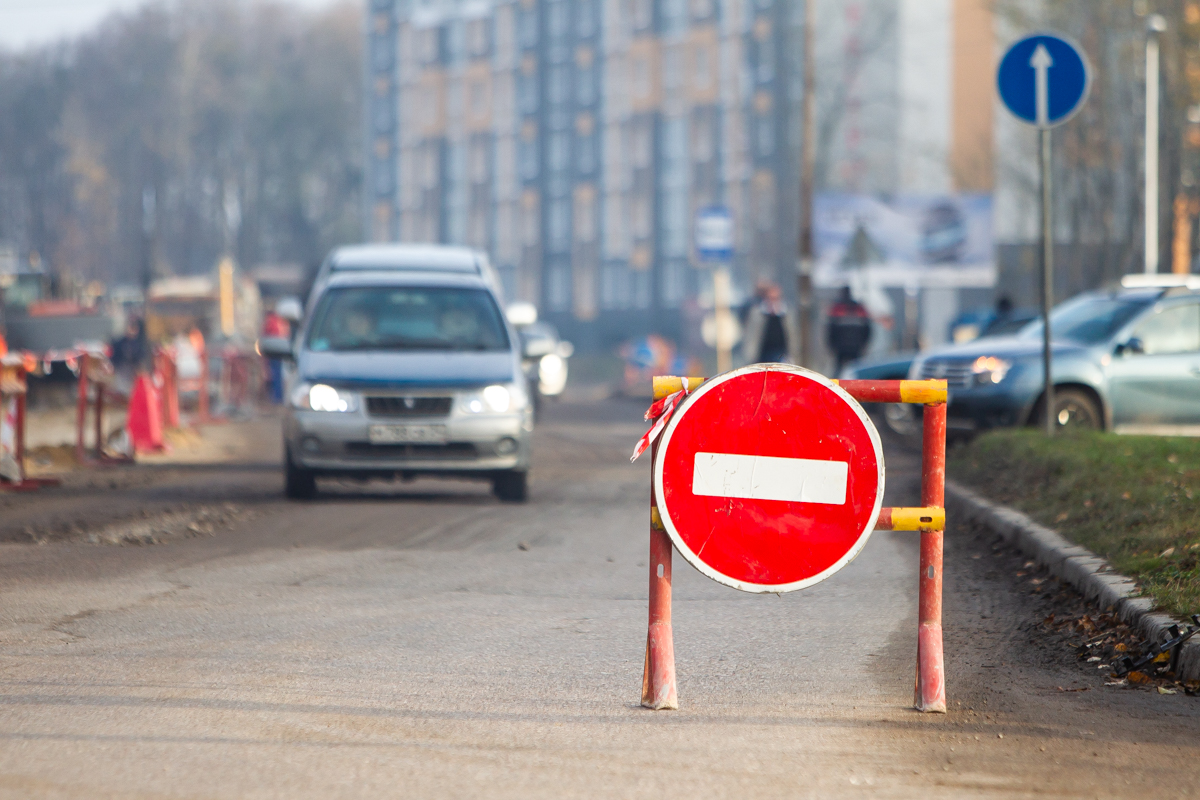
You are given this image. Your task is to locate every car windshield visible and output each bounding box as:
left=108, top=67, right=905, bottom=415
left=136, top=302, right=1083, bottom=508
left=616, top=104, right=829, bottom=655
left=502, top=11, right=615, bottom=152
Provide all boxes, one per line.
left=1017, top=294, right=1153, bottom=345
left=306, top=286, right=510, bottom=352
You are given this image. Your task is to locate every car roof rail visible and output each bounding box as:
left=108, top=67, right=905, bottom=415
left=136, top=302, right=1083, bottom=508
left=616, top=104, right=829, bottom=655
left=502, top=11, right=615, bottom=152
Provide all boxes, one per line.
left=1120, top=273, right=1200, bottom=290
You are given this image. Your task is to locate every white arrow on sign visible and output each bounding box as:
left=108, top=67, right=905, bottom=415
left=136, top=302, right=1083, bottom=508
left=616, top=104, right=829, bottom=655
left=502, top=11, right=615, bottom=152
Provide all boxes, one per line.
left=691, top=452, right=849, bottom=505
left=1031, top=43, right=1053, bottom=127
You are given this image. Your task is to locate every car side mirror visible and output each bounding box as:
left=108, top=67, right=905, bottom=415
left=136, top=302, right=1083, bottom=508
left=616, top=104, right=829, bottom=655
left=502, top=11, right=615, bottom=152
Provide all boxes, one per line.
left=1116, top=337, right=1145, bottom=357
left=258, top=336, right=294, bottom=360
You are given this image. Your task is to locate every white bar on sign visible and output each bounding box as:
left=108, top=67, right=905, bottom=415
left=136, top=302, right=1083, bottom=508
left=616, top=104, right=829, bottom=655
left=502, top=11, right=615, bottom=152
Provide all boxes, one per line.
left=691, top=452, right=849, bottom=505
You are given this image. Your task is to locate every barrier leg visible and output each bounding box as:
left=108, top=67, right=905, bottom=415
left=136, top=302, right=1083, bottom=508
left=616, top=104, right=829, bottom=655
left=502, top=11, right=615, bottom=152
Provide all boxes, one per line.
left=198, top=349, right=210, bottom=422
left=75, top=354, right=89, bottom=463
left=94, top=383, right=104, bottom=458
left=642, top=442, right=678, bottom=710
left=916, top=401, right=947, bottom=713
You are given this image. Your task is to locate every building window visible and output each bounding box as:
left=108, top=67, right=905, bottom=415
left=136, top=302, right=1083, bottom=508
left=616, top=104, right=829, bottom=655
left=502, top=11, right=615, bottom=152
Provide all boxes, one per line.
left=633, top=0, right=653, bottom=30
left=495, top=5, right=514, bottom=64
left=547, top=0, right=568, bottom=36
left=577, top=0, right=597, bottom=37
left=576, top=64, right=596, bottom=106
left=469, top=139, right=489, bottom=184
left=419, top=29, right=440, bottom=64
left=548, top=65, right=569, bottom=104
left=521, top=190, right=540, bottom=247
left=756, top=116, right=774, bottom=156
left=547, top=197, right=571, bottom=252
left=631, top=124, right=653, bottom=169
left=631, top=193, right=652, bottom=239
left=519, top=7, right=538, bottom=47
left=574, top=186, right=597, bottom=243
left=467, top=19, right=489, bottom=57
left=577, top=135, right=596, bottom=175
left=518, top=74, right=538, bottom=113
left=496, top=201, right=517, bottom=262
left=548, top=131, right=570, bottom=172
left=519, top=138, right=539, bottom=180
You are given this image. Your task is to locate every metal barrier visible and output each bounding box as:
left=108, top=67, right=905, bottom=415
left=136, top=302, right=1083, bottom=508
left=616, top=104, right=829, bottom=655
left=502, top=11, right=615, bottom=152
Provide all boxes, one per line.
left=0, top=355, right=61, bottom=492
left=643, top=375, right=948, bottom=713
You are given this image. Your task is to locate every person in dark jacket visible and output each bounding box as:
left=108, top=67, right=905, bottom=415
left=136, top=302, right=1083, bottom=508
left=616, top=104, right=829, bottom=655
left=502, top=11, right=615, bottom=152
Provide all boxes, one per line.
left=741, top=281, right=799, bottom=364
left=826, top=287, right=872, bottom=373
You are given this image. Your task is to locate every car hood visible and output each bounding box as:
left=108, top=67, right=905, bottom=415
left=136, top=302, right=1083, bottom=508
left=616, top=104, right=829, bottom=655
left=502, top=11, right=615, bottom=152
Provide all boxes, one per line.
left=299, top=350, right=517, bottom=388
left=918, top=336, right=1089, bottom=362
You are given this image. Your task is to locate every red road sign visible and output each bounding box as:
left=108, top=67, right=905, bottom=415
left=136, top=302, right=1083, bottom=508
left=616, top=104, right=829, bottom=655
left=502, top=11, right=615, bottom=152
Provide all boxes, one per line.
left=653, top=364, right=885, bottom=592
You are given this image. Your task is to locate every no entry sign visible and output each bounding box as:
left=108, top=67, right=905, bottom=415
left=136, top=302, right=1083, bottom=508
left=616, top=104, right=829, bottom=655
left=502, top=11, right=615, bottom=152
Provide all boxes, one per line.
left=653, top=364, right=885, bottom=593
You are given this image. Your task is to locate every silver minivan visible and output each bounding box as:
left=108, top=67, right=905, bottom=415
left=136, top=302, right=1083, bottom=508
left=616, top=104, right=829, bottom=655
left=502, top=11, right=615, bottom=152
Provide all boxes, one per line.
left=261, top=261, right=533, bottom=502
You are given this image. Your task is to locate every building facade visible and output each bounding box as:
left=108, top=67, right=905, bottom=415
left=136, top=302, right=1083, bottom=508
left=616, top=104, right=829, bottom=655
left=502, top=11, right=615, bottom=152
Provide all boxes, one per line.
left=365, top=0, right=802, bottom=347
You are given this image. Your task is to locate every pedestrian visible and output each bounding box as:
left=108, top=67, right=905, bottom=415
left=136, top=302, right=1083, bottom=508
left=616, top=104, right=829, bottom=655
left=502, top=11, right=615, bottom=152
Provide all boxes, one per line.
left=741, top=281, right=798, bottom=365
left=109, top=317, right=147, bottom=397
left=262, top=305, right=291, bottom=404
left=826, top=287, right=872, bottom=374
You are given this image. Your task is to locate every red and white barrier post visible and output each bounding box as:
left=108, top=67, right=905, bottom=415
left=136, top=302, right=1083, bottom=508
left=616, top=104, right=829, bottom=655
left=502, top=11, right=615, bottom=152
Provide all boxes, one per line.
left=642, top=438, right=678, bottom=710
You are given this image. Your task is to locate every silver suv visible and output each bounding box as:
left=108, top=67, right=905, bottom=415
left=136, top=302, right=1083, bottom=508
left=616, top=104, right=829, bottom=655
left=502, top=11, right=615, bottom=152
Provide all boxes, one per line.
left=261, top=266, right=533, bottom=501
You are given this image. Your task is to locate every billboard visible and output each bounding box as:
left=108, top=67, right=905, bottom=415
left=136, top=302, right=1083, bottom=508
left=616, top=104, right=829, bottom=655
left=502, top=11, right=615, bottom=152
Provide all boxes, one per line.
left=812, top=193, right=995, bottom=288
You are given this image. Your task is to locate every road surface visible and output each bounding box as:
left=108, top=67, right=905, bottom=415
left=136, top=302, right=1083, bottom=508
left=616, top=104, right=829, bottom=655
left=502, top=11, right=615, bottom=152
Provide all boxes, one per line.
left=0, top=396, right=1197, bottom=798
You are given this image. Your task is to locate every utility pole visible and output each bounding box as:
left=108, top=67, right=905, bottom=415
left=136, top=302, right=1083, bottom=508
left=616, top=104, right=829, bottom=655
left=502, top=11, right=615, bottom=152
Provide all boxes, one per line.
left=796, top=0, right=816, bottom=369
left=1145, top=14, right=1167, bottom=274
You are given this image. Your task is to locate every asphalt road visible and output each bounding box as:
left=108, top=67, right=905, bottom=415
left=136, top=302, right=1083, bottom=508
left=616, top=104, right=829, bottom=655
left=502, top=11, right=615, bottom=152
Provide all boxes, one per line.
left=0, top=396, right=1197, bottom=798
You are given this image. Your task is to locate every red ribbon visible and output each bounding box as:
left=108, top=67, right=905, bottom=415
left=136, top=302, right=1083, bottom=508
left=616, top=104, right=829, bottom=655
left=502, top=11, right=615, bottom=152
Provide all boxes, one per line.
left=631, top=384, right=691, bottom=463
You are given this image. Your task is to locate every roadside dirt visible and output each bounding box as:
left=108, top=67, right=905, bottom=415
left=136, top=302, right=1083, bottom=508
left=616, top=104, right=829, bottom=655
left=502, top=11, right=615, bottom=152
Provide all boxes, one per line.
left=0, top=416, right=281, bottom=544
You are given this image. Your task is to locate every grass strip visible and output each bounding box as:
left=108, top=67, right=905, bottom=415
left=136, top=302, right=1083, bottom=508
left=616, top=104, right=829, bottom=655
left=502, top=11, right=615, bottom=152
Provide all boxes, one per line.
left=948, top=429, right=1200, bottom=618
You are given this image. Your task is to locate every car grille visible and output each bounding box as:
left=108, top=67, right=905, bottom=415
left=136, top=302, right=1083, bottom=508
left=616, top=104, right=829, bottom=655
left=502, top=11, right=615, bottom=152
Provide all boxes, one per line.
left=919, top=359, right=973, bottom=389
left=365, top=396, right=453, bottom=417
left=343, top=442, right=477, bottom=460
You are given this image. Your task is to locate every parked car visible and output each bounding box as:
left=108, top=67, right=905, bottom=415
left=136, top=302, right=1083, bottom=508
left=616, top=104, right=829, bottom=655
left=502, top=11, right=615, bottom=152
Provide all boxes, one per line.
left=504, top=301, right=574, bottom=412
left=910, top=280, right=1200, bottom=433
left=260, top=258, right=534, bottom=502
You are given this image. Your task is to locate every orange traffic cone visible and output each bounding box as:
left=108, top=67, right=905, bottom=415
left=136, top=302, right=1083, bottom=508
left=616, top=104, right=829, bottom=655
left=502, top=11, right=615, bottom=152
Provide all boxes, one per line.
left=127, top=372, right=164, bottom=454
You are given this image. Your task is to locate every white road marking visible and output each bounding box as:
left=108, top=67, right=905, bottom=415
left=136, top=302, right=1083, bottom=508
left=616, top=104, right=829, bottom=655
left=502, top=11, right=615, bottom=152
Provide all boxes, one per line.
left=691, top=452, right=849, bottom=505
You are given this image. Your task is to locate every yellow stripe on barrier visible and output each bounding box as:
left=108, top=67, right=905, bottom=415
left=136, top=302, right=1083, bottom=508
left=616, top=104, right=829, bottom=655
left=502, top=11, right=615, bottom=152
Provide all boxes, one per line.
left=881, top=507, right=945, bottom=531
left=652, top=376, right=706, bottom=400
left=651, top=506, right=665, bottom=531
left=899, top=380, right=947, bottom=405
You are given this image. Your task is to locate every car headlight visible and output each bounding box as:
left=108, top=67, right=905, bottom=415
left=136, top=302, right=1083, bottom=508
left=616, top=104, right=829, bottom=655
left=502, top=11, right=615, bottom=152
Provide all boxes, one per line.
left=290, top=382, right=359, bottom=412
left=460, top=383, right=524, bottom=414
left=538, top=353, right=568, bottom=396
left=971, top=356, right=1011, bottom=385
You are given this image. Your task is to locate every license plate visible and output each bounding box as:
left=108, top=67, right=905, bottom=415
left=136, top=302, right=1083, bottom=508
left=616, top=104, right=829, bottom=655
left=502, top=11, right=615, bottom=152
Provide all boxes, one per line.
left=368, top=424, right=448, bottom=444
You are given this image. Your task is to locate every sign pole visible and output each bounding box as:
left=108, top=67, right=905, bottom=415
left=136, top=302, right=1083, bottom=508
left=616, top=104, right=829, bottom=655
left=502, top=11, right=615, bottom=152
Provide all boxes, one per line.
left=997, top=33, right=1091, bottom=437
left=1040, top=127, right=1054, bottom=436
left=713, top=266, right=733, bottom=374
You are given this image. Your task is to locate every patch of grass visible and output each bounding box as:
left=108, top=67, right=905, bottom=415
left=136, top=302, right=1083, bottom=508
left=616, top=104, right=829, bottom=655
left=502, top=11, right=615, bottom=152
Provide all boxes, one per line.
left=949, top=429, right=1200, bottom=618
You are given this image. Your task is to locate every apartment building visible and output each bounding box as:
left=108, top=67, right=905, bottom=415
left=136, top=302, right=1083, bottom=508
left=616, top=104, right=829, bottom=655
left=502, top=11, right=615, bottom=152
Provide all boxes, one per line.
left=365, top=0, right=995, bottom=348
left=365, top=0, right=800, bottom=344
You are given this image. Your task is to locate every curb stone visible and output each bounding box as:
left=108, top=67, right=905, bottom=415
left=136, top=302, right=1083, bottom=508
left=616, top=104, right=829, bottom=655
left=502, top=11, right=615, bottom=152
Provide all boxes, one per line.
left=946, top=479, right=1200, bottom=682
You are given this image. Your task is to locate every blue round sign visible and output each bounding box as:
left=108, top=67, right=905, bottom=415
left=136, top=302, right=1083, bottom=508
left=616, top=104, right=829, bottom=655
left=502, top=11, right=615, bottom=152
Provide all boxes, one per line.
left=997, top=34, right=1090, bottom=128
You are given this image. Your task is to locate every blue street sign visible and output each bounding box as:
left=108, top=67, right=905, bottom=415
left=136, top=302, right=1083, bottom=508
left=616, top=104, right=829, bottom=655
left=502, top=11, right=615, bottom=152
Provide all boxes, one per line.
left=997, top=34, right=1090, bottom=128
left=695, top=206, right=734, bottom=263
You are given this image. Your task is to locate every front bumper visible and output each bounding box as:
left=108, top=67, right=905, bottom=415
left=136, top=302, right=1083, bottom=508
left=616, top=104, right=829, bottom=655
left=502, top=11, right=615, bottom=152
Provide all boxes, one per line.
left=944, top=376, right=1040, bottom=431
left=285, top=408, right=532, bottom=476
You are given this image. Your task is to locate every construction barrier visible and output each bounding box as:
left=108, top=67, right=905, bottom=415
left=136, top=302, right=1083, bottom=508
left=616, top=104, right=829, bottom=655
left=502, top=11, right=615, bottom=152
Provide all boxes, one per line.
left=154, top=347, right=181, bottom=430
left=73, top=350, right=132, bottom=465
left=641, top=374, right=949, bottom=713
left=0, top=354, right=61, bottom=491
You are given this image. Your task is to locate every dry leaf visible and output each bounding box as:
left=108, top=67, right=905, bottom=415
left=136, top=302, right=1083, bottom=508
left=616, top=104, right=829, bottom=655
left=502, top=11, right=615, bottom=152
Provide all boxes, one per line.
left=1127, top=671, right=1152, bottom=684
left=1159, top=547, right=1175, bottom=558
left=1158, top=686, right=1177, bottom=695
left=1153, top=652, right=1171, bottom=663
